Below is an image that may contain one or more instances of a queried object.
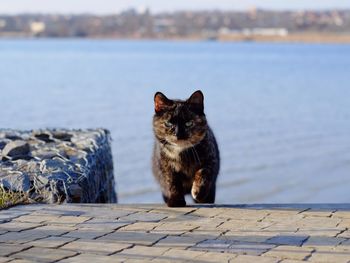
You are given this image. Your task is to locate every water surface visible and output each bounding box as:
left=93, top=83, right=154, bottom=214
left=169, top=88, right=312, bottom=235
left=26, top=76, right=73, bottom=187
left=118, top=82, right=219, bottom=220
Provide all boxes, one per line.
left=0, top=39, right=349, bottom=203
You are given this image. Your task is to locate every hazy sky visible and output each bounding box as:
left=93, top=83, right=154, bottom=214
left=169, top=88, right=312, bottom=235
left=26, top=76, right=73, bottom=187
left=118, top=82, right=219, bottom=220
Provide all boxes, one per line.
left=1, top=0, right=350, bottom=14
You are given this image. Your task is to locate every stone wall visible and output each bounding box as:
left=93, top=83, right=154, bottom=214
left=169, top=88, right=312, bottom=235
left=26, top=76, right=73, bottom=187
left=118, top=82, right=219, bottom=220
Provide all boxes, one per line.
left=0, top=129, right=117, bottom=204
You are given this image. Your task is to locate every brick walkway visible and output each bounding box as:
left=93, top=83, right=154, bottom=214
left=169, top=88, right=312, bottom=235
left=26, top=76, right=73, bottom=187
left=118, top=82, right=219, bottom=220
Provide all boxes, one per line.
left=0, top=204, right=350, bottom=262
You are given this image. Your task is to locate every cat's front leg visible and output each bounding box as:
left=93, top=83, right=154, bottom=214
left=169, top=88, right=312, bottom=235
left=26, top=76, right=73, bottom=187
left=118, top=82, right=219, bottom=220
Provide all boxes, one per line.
left=164, top=172, right=186, bottom=207
left=191, top=168, right=215, bottom=203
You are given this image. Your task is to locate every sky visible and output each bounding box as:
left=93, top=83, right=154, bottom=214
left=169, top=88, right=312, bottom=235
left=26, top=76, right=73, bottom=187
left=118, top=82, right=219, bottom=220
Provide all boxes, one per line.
left=1, top=0, right=350, bottom=14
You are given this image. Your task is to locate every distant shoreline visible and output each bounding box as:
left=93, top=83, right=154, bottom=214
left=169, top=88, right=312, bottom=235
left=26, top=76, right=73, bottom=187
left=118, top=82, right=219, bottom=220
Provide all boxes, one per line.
left=218, top=33, right=350, bottom=44
left=1, top=33, right=350, bottom=44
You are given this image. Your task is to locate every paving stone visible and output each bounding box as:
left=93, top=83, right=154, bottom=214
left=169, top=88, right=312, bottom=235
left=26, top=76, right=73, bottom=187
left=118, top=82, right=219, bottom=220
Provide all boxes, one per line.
left=162, top=248, right=206, bottom=260
left=30, top=236, right=76, bottom=248
left=332, top=211, right=350, bottom=219
left=60, top=254, right=122, bottom=263
left=161, top=213, right=202, bottom=223
left=0, top=229, right=49, bottom=244
left=183, top=229, right=224, bottom=240
left=31, top=208, right=86, bottom=217
left=124, top=259, right=154, bottom=263
left=223, top=230, right=276, bottom=243
left=337, top=219, right=350, bottom=229
left=1, top=204, right=349, bottom=262
left=195, top=251, right=237, bottom=262
left=79, top=208, right=136, bottom=219
left=77, top=218, right=130, bottom=231
left=279, top=260, right=305, bottom=263
left=296, top=217, right=341, bottom=228
left=6, top=259, right=35, bottom=263
left=232, top=254, right=279, bottom=263
left=263, top=245, right=314, bottom=260
left=296, top=228, right=344, bottom=237
left=119, top=212, right=168, bottom=222
left=44, top=215, right=91, bottom=225
left=32, top=225, right=77, bottom=236
left=151, top=222, right=198, bottom=235
left=150, top=259, right=181, bottom=263
left=0, top=257, right=12, bottom=263
left=11, top=247, right=77, bottom=262
left=120, top=222, right=160, bottom=232
left=263, top=224, right=299, bottom=232
left=338, top=239, right=350, bottom=246
left=216, top=209, right=268, bottom=221
left=266, top=235, right=309, bottom=246
left=148, top=207, right=197, bottom=215
left=0, top=244, right=30, bottom=257
left=62, top=229, right=113, bottom=239
left=190, top=207, right=226, bottom=218
left=264, top=211, right=302, bottom=220
left=116, top=245, right=170, bottom=260
left=195, top=218, right=227, bottom=231
left=301, top=210, right=334, bottom=217
left=226, top=242, right=275, bottom=256
left=154, top=235, right=205, bottom=248
left=302, top=236, right=346, bottom=247
left=308, top=248, right=350, bottom=263
left=9, top=204, right=46, bottom=211
left=98, top=231, right=166, bottom=246
left=218, top=219, right=274, bottom=231
left=0, top=211, right=30, bottom=221
left=12, top=214, right=62, bottom=224
left=192, top=239, right=231, bottom=252
left=61, top=240, right=132, bottom=255
left=0, top=222, right=41, bottom=232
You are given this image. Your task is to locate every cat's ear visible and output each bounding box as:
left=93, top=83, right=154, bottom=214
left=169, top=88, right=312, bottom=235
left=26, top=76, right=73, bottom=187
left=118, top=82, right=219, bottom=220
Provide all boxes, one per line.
left=187, top=90, right=204, bottom=114
left=154, top=92, right=173, bottom=113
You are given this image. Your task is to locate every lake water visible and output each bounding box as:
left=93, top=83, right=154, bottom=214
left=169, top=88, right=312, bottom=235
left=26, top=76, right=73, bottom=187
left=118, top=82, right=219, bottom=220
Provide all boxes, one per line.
left=0, top=39, right=350, bottom=204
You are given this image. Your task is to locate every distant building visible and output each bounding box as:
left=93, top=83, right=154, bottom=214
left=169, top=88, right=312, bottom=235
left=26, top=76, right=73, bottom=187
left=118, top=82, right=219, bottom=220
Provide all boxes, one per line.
left=219, top=27, right=288, bottom=37
left=249, top=28, right=289, bottom=36
left=153, top=18, right=175, bottom=33
left=30, top=22, right=46, bottom=34
left=0, top=19, right=6, bottom=28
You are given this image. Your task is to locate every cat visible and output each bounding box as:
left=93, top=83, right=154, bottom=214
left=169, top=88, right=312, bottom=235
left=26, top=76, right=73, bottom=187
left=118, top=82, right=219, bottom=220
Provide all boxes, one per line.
left=152, top=90, right=220, bottom=207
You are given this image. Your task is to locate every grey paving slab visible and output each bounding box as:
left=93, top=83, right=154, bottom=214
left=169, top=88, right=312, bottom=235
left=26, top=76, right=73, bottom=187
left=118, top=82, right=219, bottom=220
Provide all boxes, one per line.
left=62, top=229, right=114, bottom=239
left=61, top=240, right=132, bottom=255
left=98, top=231, right=166, bottom=246
left=154, top=234, right=206, bottom=249
left=11, top=247, right=77, bottom=262
left=0, top=257, right=12, bottom=263
left=0, top=204, right=349, bottom=262
left=30, top=236, right=77, bottom=248
left=0, top=222, right=41, bottom=232
left=0, top=244, right=31, bottom=257
left=0, top=229, right=50, bottom=244
left=266, top=234, right=309, bottom=246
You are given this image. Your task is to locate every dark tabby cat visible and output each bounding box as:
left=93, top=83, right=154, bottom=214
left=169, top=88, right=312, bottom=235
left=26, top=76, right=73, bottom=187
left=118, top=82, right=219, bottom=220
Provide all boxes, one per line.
left=152, top=90, right=220, bottom=207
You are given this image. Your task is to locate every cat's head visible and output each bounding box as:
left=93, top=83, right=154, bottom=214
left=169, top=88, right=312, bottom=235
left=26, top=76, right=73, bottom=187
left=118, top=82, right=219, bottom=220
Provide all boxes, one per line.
left=153, top=90, right=208, bottom=148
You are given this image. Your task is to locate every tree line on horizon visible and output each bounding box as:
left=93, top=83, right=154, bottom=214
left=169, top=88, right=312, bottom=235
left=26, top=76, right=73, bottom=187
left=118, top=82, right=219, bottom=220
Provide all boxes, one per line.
left=0, top=8, right=349, bottom=38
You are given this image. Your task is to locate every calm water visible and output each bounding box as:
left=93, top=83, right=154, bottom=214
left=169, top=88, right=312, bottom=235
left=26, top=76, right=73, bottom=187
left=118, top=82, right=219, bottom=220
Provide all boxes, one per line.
left=0, top=39, right=350, bottom=203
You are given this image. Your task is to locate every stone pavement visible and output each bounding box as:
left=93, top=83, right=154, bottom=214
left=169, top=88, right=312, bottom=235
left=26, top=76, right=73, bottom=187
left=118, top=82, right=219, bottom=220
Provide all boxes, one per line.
left=0, top=204, right=350, bottom=262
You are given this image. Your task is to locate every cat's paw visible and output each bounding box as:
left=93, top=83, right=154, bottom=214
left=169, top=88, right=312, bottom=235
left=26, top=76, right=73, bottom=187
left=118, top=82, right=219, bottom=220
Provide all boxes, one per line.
left=167, top=197, right=186, bottom=207
left=191, top=183, right=209, bottom=203
left=191, top=180, right=211, bottom=203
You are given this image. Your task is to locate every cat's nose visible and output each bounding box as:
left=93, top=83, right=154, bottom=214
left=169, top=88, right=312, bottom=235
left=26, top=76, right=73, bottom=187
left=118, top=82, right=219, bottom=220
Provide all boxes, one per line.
left=175, top=126, right=186, bottom=140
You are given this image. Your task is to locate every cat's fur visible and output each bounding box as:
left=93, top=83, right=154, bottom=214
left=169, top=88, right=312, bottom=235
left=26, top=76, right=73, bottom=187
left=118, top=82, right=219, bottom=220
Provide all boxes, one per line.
left=152, top=90, right=220, bottom=207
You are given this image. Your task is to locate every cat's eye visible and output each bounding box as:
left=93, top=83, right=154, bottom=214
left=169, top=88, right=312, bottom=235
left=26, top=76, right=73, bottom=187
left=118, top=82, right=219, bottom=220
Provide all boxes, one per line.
left=185, top=121, right=194, bottom=127
left=164, top=121, right=173, bottom=128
